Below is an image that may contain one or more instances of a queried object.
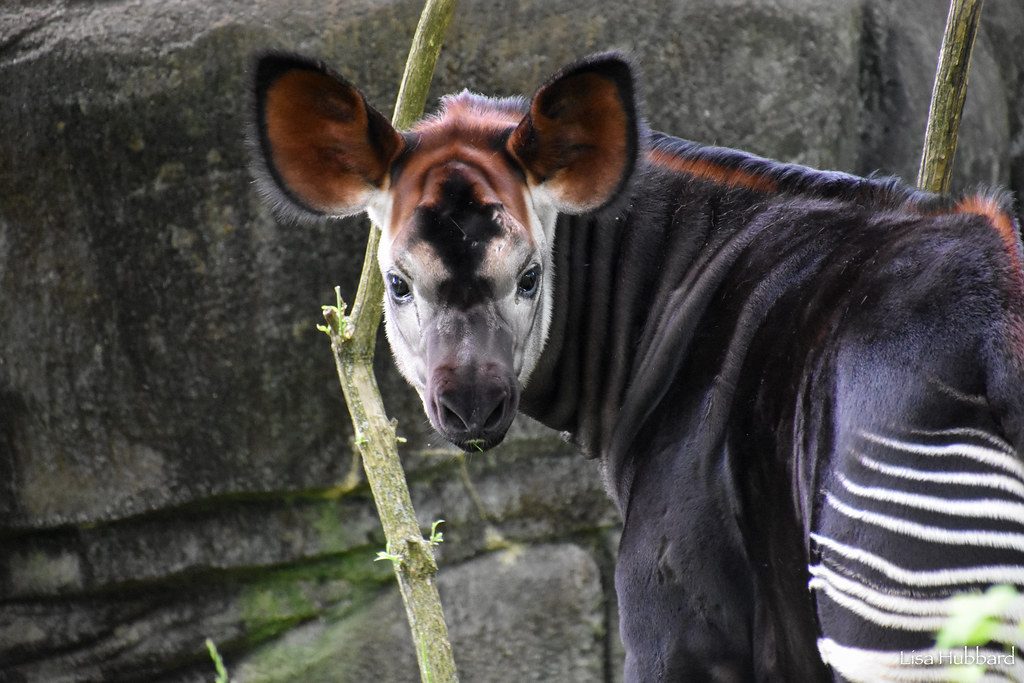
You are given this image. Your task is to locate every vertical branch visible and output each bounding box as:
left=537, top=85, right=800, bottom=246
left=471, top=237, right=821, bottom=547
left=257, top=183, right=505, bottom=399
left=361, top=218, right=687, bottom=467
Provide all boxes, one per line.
left=917, top=0, right=984, bottom=194
left=344, top=0, right=457, bottom=357
left=392, top=0, right=457, bottom=131
left=322, top=1, right=459, bottom=681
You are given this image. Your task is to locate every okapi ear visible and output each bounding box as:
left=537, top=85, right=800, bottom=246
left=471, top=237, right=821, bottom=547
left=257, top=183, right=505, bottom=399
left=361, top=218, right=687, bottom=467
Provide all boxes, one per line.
left=507, top=53, right=640, bottom=214
left=248, top=51, right=404, bottom=218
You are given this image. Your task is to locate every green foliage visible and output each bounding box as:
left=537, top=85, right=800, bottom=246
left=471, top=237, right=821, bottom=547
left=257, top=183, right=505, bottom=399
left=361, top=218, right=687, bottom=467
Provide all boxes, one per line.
left=935, top=584, right=1019, bottom=650
left=932, top=584, right=1020, bottom=682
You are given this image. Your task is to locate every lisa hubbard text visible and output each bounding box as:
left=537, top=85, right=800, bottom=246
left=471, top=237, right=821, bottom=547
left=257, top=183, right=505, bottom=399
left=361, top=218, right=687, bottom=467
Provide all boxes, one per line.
left=900, top=647, right=1017, bottom=666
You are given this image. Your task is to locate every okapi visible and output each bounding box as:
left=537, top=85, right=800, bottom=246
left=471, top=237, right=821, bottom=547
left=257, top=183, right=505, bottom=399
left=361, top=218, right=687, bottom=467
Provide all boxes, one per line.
left=248, top=52, right=1024, bottom=681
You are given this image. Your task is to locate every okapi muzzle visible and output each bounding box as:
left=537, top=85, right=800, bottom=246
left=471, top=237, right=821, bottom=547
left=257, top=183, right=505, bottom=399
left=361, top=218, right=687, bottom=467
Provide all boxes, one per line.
left=248, top=50, right=637, bottom=451
left=423, top=307, right=519, bottom=450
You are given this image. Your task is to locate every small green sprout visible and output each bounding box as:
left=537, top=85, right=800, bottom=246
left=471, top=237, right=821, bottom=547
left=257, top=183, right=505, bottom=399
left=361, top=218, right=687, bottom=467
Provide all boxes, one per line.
left=205, top=638, right=231, bottom=683
left=375, top=543, right=403, bottom=566
left=428, top=519, right=445, bottom=546
left=374, top=520, right=445, bottom=567
left=318, top=286, right=351, bottom=338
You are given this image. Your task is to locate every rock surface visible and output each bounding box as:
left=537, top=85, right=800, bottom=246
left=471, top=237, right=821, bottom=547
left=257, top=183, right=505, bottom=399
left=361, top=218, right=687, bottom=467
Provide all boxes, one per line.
left=1, top=0, right=1021, bottom=681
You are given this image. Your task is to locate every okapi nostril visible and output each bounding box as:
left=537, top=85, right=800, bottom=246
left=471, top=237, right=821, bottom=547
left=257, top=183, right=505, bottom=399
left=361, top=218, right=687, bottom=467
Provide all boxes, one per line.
left=440, top=403, right=469, bottom=432
left=434, top=387, right=511, bottom=439
left=483, top=398, right=508, bottom=431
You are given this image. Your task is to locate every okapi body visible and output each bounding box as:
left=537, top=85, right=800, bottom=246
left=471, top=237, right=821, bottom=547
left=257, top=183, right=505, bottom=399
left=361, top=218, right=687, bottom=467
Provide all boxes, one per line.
left=248, top=52, right=1024, bottom=681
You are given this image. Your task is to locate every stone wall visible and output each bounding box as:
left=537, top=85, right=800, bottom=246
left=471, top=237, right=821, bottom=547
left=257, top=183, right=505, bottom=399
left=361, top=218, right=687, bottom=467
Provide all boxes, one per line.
left=1, top=1, right=1021, bottom=681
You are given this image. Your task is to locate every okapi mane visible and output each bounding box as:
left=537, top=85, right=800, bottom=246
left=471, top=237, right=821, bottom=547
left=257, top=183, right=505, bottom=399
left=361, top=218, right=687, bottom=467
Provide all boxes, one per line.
left=646, top=132, right=957, bottom=215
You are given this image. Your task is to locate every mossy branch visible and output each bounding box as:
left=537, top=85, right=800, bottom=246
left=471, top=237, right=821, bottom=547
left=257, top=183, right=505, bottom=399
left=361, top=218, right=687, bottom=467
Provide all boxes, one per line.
left=917, top=0, right=984, bottom=194
left=321, top=1, right=459, bottom=681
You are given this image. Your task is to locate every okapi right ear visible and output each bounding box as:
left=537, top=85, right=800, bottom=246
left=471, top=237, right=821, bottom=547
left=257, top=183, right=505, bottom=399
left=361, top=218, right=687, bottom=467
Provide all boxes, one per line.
left=248, top=51, right=404, bottom=218
left=507, top=53, right=640, bottom=214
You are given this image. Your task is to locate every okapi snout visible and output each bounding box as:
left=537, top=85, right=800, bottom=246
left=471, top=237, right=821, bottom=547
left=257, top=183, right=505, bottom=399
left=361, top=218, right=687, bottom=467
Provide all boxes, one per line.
left=427, top=362, right=519, bottom=451
left=424, top=313, right=520, bottom=451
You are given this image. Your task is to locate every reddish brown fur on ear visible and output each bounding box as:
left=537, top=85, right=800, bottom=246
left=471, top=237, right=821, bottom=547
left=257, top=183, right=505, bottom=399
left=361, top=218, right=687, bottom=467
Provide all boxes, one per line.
left=250, top=52, right=403, bottom=217
left=507, top=54, right=640, bottom=213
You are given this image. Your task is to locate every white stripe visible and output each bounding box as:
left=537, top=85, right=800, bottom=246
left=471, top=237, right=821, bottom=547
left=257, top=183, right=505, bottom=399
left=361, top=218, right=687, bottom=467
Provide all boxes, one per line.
left=857, top=455, right=1024, bottom=501
left=924, top=374, right=990, bottom=408
left=825, top=494, right=1024, bottom=552
left=811, top=533, right=1024, bottom=588
left=811, top=575, right=951, bottom=631
left=817, top=638, right=1024, bottom=683
left=837, top=472, right=1024, bottom=526
left=859, top=432, right=1024, bottom=481
left=916, top=427, right=1016, bottom=455
left=811, top=563, right=1003, bottom=617
left=809, top=565, right=948, bottom=620
left=809, top=564, right=1024, bottom=631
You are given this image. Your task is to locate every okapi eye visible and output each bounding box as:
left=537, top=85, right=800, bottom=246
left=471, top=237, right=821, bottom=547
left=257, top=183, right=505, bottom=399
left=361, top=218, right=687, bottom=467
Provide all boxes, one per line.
left=517, top=266, right=540, bottom=298
left=387, top=273, right=412, bottom=302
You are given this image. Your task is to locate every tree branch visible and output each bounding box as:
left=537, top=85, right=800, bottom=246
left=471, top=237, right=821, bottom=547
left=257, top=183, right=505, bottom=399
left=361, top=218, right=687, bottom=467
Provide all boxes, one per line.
left=321, top=1, right=459, bottom=681
left=917, top=0, right=984, bottom=194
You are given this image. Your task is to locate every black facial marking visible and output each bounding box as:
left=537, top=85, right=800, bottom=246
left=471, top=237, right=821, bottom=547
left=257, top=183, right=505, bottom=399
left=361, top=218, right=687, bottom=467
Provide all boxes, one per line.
left=415, top=172, right=505, bottom=308
left=437, top=276, right=495, bottom=309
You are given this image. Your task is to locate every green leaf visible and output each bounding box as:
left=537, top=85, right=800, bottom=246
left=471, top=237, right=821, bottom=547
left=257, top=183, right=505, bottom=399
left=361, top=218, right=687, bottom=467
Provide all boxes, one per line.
left=936, top=584, right=1018, bottom=649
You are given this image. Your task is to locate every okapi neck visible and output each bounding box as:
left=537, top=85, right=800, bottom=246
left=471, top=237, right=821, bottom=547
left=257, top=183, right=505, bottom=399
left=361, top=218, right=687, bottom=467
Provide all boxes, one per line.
left=519, top=159, right=727, bottom=503
left=518, top=133, right=1004, bottom=511
left=516, top=151, right=885, bottom=509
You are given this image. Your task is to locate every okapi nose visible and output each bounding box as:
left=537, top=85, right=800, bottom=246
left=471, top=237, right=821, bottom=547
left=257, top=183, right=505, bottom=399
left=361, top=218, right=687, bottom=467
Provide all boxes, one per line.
left=429, top=369, right=518, bottom=450
left=437, top=387, right=509, bottom=433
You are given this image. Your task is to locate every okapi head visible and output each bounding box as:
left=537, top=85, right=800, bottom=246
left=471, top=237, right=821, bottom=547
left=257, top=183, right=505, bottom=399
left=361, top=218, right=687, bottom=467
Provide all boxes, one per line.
left=249, top=52, right=640, bottom=450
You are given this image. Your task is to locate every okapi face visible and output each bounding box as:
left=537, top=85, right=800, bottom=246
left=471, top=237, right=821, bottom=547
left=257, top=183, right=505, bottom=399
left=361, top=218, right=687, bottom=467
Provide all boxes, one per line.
left=249, top=52, right=638, bottom=450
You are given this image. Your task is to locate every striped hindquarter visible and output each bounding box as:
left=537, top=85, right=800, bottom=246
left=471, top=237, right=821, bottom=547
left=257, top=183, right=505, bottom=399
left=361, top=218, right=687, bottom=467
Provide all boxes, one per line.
left=812, top=416, right=1024, bottom=681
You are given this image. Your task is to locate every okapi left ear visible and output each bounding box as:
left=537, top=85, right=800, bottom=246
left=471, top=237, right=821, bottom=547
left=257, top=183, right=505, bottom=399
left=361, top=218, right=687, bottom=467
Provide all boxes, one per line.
left=507, top=53, right=640, bottom=214
left=248, top=51, right=405, bottom=219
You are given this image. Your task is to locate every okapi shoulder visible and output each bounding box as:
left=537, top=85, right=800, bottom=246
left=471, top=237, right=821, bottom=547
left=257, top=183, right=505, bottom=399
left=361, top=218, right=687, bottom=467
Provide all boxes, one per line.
left=952, top=191, right=1022, bottom=273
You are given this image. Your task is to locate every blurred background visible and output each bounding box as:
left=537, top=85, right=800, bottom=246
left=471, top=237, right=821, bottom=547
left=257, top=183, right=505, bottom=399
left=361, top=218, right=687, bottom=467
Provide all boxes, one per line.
left=1, top=1, right=1022, bottom=681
